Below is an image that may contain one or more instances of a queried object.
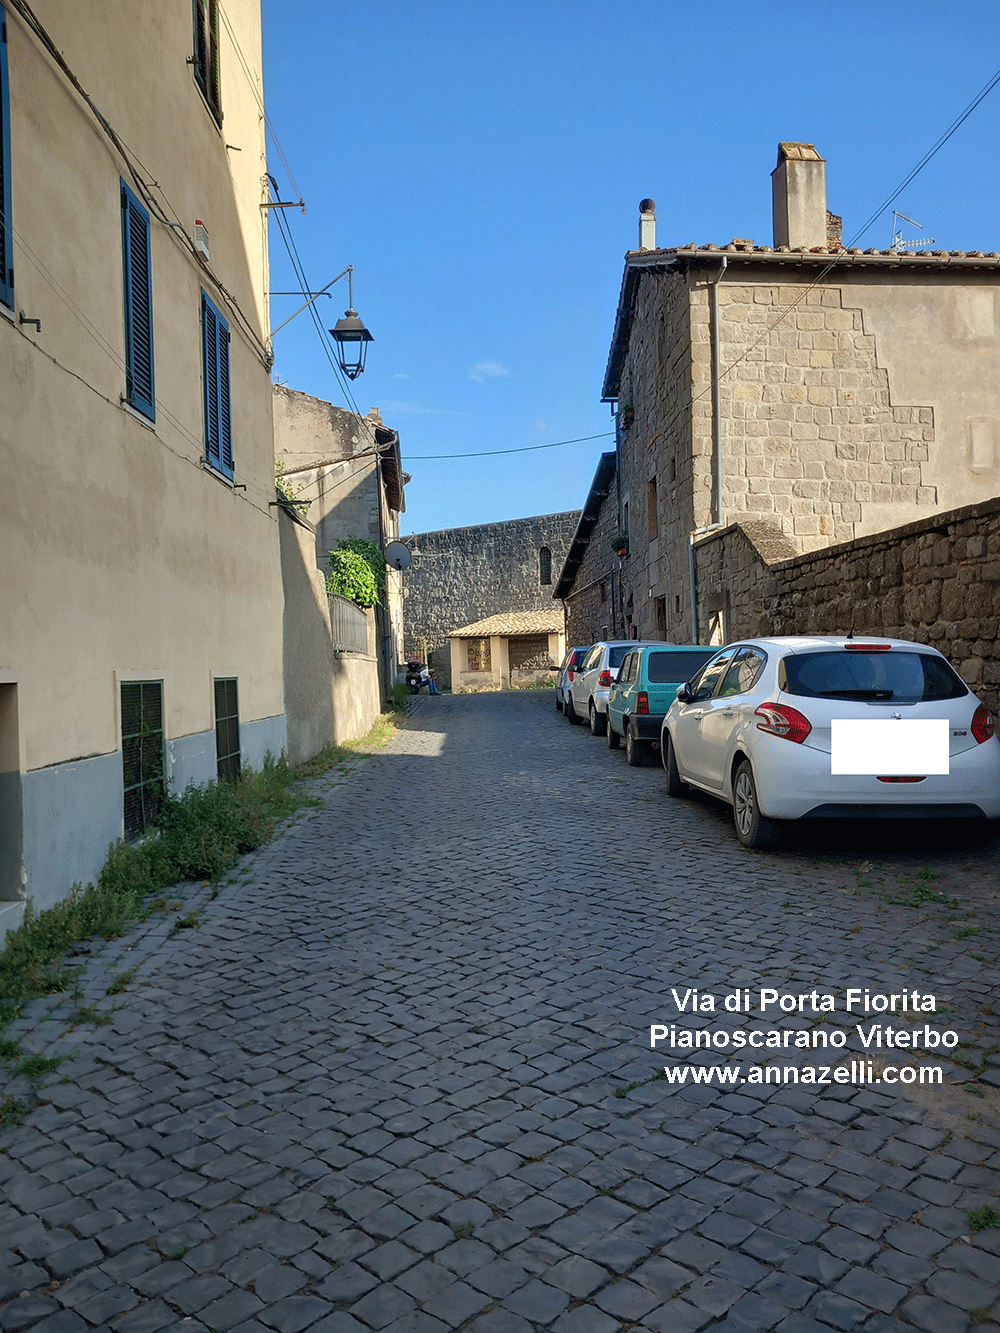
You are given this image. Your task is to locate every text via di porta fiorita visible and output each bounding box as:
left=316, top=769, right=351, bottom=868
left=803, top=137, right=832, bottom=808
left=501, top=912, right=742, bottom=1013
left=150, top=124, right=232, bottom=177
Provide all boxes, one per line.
left=648, top=987, right=958, bottom=1090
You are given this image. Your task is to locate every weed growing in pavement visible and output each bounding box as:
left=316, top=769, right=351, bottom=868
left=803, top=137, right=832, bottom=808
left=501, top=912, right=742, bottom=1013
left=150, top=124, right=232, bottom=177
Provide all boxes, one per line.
left=106, top=967, right=138, bottom=996
left=968, top=1205, right=1000, bottom=1233
left=972, top=1308, right=992, bottom=1325
left=963, top=1085, right=986, bottom=1099
left=0, top=1039, right=21, bottom=1061
left=171, top=911, right=205, bottom=935
left=15, top=1055, right=62, bottom=1082
left=953, top=926, right=982, bottom=939
left=165, top=1247, right=187, bottom=1262
left=453, top=1223, right=475, bottom=1239
left=0, top=1095, right=31, bottom=1128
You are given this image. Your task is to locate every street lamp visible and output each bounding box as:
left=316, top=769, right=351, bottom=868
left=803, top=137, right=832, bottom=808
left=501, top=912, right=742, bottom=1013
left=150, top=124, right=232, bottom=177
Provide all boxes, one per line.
left=329, top=267, right=373, bottom=380
left=269, top=264, right=374, bottom=380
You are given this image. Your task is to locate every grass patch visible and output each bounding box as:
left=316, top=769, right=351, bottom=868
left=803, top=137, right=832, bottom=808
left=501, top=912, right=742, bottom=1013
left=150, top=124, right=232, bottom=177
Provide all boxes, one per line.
left=14, top=1055, right=62, bottom=1082
left=106, top=967, right=138, bottom=996
left=0, top=1095, right=31, bottom=1128
left=968, top=1204, right=999, bottom=1233
left=0, top=755, right=316, bottom=1033
left=0, top=711, right=412, bottom=1041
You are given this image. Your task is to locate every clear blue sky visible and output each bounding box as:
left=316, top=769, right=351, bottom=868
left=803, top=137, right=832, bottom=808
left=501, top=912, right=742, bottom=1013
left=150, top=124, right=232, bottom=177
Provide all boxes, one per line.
left=260, top=1, right=999, bottom=538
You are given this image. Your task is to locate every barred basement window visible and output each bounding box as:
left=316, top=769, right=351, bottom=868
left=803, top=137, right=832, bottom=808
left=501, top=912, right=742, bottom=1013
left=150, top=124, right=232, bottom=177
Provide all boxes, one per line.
left=214, top=678, right=240, bottom=782
left=121, top=681, right=164, bottom=839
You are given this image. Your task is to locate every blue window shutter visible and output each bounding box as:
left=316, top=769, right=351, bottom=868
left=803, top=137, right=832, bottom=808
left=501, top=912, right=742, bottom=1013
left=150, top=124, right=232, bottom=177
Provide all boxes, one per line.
left=201, top=290, right=233, bottom=478
left=120, top=180, right=155, bottom=420
left=0, top=7, right=14, bottom=309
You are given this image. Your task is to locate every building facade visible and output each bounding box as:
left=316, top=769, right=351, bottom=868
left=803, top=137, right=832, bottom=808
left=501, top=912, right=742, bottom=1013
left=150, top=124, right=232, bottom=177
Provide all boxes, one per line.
left=273, top=384, right=406, bottom=704
left=402, top=512, right=579, bottom=688
left=0, top=0, right=284, bottom=929
left=582, top=143, right=1000, bottom=647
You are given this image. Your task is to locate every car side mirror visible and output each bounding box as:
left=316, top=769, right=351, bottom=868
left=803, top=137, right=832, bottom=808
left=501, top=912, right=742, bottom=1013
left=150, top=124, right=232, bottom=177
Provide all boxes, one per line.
left=676, top=683, right=693, bottom=704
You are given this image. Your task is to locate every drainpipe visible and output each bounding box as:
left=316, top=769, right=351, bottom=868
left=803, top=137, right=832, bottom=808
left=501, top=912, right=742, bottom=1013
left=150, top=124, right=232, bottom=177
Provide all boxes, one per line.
left=709, top=257, right=728, bottom=527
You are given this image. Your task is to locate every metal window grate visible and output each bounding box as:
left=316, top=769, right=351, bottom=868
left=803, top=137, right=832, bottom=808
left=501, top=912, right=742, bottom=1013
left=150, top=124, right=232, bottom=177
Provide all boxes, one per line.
left=214, top=678, right=240, bottom=783
left=121, top=681, right=164, bottom=839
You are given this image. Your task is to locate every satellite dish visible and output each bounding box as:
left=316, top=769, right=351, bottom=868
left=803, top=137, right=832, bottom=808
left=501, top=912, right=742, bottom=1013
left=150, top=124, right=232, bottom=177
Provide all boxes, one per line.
left=384, top=541, right=412, bottom=571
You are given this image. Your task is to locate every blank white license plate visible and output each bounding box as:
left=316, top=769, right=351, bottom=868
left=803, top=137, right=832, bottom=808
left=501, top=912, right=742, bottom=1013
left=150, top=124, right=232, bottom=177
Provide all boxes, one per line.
left=830, top=719, right=949, bottom=775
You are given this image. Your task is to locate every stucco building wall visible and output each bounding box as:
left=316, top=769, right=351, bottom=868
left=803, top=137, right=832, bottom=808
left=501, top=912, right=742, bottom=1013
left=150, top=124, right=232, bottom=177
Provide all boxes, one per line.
left=403, top=513, right=580, bottom=687
left=0, top=0, right=284, bottom=931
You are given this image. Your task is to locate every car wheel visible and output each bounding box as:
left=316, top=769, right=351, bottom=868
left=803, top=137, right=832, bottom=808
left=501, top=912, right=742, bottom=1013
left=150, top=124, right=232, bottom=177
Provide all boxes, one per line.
left=607, top=718, right=620, bottom=749
left=566, top=695, right=581, bottom=725
left=663, top=733, right=686, bottom=797
left=625, top=727, right=644, bottom=767
left=589, top=702, right=607, bottom=736
left=733, top=759, right=781, bottom=851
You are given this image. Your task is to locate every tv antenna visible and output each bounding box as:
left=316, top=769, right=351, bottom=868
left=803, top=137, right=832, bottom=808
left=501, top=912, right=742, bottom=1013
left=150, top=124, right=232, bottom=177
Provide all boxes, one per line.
left=890, top=211, right=935, bottom=253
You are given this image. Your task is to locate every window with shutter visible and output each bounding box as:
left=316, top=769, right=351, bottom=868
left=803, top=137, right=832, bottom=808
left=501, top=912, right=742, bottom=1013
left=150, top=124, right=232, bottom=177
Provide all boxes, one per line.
left=201, top=290, right=233, bottom=478
left=120, top=181, right=155, bottom=420
left=192, top=0, right=222, bottom=124
left=0, top=7, right=12, bottom=310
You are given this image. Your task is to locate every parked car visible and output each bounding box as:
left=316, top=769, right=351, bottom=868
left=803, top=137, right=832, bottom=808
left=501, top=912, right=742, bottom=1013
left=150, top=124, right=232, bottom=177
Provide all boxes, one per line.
left=567, top=640, right=670, bottom=734
left=661, top=635, right=1000, bottom=850
left=555, top=645, right=592, bottom=713
left=607, top=645, right=718, bottom=765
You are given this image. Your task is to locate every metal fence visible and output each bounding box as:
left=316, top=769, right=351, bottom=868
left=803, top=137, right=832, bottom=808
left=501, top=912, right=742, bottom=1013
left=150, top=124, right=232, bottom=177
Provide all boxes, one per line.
left=328, top=594, right=370, bottom=654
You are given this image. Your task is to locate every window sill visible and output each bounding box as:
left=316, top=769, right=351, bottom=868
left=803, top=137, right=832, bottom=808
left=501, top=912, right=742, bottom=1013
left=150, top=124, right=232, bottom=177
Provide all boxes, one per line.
left=202, top=458, right=236, bottom=487
left=122, top=400, right=157, bottom=430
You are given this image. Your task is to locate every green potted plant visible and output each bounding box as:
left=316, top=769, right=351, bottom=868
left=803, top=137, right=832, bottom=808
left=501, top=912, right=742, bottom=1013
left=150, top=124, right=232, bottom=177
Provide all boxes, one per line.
left=620, top=404, right=634, bottom=430
left=612, top=531, right=630, bottom=557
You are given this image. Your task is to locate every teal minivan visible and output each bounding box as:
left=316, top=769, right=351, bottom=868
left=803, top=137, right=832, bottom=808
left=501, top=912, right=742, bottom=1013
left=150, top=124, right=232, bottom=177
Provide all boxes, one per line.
left=607, top=644, right=717, bottom=765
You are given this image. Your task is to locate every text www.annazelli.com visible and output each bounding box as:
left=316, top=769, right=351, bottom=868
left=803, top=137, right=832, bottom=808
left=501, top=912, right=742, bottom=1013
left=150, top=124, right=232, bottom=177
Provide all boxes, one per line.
left=661, top=1062, right=943, bottom=1087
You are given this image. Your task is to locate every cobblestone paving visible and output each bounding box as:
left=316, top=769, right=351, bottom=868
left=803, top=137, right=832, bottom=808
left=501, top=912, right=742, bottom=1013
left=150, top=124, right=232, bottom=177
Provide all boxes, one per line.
left=2, top=690, right=1000, bottom=1333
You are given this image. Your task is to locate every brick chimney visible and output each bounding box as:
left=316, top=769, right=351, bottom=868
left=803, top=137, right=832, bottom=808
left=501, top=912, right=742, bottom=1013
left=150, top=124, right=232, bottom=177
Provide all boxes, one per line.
left=771, top=143, right=827, bottom=249
left=639, top=198, right=656, bottom=251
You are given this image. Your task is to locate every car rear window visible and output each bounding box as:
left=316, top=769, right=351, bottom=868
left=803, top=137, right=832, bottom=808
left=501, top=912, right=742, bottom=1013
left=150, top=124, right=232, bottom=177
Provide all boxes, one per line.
left=780, top=650, right=968, bottom=703
left=608, top=646, right=633, bottom=669
left=647, top=650, right=716, bottom=683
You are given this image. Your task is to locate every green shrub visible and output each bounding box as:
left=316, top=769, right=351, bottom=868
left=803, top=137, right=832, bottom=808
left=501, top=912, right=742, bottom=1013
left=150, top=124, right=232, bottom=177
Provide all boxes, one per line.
left=327, top=549, right=378, bottom=608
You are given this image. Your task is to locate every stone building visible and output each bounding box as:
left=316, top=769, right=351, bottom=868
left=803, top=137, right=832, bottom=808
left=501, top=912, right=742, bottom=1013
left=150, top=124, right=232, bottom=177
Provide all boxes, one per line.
left=0, top=0, right=285, bottom=930
left=553, top=453, right=628, bottom=645
left=402, top=512, right=579, bottom=687
left=448, top=610, right=566, bottom=693
left=573, top=142, right=1000, bottom=648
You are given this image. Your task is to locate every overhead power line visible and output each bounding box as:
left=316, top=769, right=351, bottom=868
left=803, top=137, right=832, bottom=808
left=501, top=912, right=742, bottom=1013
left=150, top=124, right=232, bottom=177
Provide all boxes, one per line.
left=401, top=431, right=615, bottom=461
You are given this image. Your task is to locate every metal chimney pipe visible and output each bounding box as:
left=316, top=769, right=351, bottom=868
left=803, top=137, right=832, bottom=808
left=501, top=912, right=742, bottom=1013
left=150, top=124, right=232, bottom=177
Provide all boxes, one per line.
left=639, top=198, right=656, bottom=251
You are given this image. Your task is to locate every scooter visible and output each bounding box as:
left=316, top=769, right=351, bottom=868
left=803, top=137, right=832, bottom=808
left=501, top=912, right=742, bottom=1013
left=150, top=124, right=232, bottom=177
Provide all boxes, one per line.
left=404, top=661, right=425, bottom=694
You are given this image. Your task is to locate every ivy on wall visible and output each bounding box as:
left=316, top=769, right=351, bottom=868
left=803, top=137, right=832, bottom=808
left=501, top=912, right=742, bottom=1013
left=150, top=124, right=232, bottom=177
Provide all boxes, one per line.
left=326, top=537, right=387, bottom=609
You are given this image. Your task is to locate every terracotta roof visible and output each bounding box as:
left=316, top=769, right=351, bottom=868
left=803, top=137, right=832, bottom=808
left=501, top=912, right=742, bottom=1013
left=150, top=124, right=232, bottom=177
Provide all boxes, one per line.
left=449, top=609, right=564, bottom=638
left=603, top=244, right=1000, bottom=401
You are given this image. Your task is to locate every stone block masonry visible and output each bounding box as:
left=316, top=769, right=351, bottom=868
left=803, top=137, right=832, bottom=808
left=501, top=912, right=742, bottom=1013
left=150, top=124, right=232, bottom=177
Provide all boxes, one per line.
left=402, top=512, right=580, bottom=687
left=694, top=494, right=1000, bottom=712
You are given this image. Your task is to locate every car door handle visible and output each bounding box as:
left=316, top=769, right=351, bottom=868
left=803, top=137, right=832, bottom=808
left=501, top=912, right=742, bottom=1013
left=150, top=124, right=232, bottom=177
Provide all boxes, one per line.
left=722, top=707, right=734, bottom=717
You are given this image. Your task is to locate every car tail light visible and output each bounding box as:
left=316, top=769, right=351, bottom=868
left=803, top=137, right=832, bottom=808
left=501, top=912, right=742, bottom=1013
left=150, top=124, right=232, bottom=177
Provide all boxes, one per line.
left=877, top=776, right=925, bottom=783
left=754, top=702, right=812, bottom=744
left=972, top=704, right=995, bottom=744
left=567, top=671, right=575, bottom=681
left=636, top=692, right=649, bottom=715
left=597, top=670, right=613, bottom=687
left=844, top=643, right=891, bottom=651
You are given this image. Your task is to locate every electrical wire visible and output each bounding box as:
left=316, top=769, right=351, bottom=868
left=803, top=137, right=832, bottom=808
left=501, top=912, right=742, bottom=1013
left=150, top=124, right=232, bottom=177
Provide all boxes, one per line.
left=691, top=65, right=1000, bottom=403
left=401, top=431, right=615, bottom=461
left=5, top=0, right=270, bottom=367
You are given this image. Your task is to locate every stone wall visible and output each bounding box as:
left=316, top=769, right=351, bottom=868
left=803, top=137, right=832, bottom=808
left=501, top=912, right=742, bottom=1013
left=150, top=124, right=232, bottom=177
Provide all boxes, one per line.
left=563, top=467, right=625, bottom=648
left=693, top=495, right=1000, bottom=712
left=402, top=512, right=580, bottom=686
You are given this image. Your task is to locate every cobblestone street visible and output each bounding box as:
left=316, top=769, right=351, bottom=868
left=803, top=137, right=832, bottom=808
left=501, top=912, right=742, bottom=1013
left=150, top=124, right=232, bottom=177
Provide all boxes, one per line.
left=2, top=689, right=1000, bottom=1333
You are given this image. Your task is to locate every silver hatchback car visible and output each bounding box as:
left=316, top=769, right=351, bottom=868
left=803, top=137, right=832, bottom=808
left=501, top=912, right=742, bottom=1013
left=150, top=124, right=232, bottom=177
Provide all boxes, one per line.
left=567, top=640, right=670, bottom=735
